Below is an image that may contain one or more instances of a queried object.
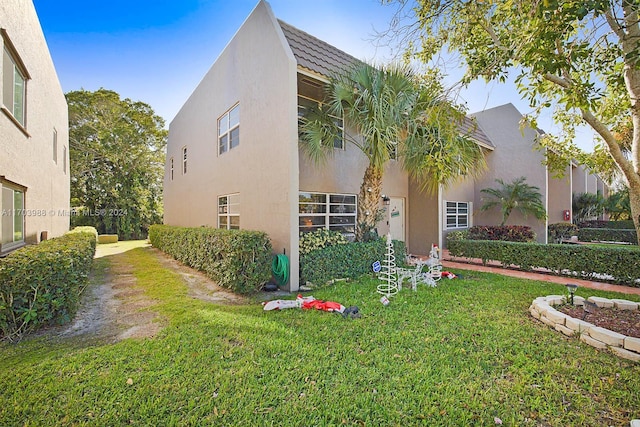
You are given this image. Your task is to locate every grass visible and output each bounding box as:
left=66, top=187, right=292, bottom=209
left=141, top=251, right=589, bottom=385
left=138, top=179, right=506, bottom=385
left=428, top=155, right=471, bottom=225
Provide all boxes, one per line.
left=1, top=246, right=639, bottom=426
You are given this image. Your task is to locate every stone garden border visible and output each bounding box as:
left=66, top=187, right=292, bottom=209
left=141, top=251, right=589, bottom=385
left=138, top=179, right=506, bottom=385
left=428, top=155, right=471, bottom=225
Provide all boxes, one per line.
left=529, top=295, right=640, bottom=363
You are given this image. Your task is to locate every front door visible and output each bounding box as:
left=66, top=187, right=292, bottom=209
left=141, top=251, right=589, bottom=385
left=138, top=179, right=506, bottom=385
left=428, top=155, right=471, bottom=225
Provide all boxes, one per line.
left=389, top=197, right=405, bottom=242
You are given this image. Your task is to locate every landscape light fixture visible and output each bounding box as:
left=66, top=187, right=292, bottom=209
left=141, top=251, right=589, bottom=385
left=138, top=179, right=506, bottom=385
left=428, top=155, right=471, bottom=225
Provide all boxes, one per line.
left=566, top=283, right=578, bottom=305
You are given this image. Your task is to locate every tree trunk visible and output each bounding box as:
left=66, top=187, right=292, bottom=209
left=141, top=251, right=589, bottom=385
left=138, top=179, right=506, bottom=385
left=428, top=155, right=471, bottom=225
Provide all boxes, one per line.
left=356, top=164, right=384, bottom=241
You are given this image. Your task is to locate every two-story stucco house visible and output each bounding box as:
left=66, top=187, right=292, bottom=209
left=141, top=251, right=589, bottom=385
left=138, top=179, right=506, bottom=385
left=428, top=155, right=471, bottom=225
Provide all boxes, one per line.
left=164, top=0, right=607, bottom=291
left=0, top=0, right=70, bottom=254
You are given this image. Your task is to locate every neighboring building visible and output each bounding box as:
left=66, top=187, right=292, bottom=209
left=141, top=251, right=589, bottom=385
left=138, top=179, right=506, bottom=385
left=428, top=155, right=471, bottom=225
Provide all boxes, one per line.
left=0, top=0, right=70, bottom=254
left=164, top=0, right=607, bottom=290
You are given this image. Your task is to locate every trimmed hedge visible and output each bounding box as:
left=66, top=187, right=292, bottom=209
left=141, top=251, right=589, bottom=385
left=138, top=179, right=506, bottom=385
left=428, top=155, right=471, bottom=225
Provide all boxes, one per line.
left=148, top=225, right=272, bottom=294
left=578, top=220, right=635, bottom=229
left=468, top=225, right=536, bottom=242
left=299, top=229, right=348, bottom=255
left=577, top=228, right=638, bottom=245
left=447, top=238, right=640, bottom=287
left=0, top=230, right=97, bottom=342
left=548, top=222, right=579, bottom=243
left=301, top=238, right=407, bottom=287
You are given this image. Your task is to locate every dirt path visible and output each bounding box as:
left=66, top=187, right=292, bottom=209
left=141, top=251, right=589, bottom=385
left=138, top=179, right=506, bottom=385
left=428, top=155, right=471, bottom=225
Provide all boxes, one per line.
left=57, top=241, right=247, bottom=343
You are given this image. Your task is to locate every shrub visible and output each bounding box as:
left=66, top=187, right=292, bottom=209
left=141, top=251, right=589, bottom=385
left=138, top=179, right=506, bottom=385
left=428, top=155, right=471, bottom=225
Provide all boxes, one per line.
left=446, top=238, right=640, bottom=287
left=299, top=229, right=348, bottom=255
left=548, top=222, right=579, bottom=243
left=68, top=226, right=99, bottom=242
left=301, top=238, right=406, bottom=287
left=445, top=230, right=469, bottom=242
left=148, top=225, right=272, bottom=294
left=577, top=228, right=637, bottom=245
left=577, top=220, right=635, bottom=229
left=0, top=231, right=96, bottom=342
left=467, top=225, right=536, bottom=242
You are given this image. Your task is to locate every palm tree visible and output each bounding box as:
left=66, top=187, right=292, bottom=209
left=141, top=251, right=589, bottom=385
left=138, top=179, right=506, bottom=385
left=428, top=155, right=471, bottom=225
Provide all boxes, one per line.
left=480, top=177, right=547, bottom=226
left=299, top=63, right=485, bottom=241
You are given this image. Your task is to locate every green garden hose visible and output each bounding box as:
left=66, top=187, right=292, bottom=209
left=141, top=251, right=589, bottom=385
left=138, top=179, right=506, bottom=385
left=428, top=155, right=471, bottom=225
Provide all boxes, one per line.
left=271, top=254, right=289, bottom=286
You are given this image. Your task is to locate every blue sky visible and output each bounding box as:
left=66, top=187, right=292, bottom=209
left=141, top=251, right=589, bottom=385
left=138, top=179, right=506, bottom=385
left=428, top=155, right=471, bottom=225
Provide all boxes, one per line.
left=32, top=0, right=595, bottom=151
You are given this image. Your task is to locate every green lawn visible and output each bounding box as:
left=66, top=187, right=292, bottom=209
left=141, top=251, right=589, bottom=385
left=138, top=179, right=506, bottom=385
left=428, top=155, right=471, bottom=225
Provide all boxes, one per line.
left=1, top=246, right=639, bottom=426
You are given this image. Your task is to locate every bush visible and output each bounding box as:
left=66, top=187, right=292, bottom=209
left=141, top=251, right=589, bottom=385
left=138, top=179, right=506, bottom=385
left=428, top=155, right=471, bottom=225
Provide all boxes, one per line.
left=577, top=228, right=637, bottom=245
left=0, top=231, right=96, bottom=342
left=548, top=222, right=579, bottom=243
left=68, top=226, right=99, bottom=242
left=578, top=220, right=635, bottom=229
left=148, top=225, right=272, bottom=294
left=445, top=230, right=469, bottom=242
left=467, top=225, right=536, bottom=242
left=299, top=229, right=348, bottom=255
left=446, top=238, right=640, bottom=287
left=301, top=238, right=406, bottom=287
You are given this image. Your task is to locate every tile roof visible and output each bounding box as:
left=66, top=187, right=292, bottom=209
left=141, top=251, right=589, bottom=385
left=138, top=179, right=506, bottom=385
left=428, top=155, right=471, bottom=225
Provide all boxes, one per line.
left=460, top=116, right=494, bottom=149
left=278, top=19, right=363, bottom=78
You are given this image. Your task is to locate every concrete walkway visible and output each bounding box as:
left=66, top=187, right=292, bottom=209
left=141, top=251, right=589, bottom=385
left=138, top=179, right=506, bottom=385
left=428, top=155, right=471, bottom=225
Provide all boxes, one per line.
left=441, top=250, right=640, bottom=296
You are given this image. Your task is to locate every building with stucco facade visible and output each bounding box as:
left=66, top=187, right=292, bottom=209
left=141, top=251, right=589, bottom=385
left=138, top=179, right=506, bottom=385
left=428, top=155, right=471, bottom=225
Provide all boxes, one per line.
left=164, top=0, right=607, bottom=290
left=0, top=0, right=70, bottom=254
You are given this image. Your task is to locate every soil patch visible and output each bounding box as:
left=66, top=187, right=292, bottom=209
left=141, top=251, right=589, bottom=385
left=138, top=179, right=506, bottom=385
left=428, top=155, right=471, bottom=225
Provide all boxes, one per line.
left=557, top=305, right=640, bottom=338
left=52, top=244, right=248, bottom=344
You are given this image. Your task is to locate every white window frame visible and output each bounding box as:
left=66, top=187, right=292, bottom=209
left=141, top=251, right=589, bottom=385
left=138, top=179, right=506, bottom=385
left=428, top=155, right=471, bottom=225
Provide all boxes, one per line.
left=299, top=192, right=356, bottom=237
left=182, top=146, right=187, bottom=175
left=2, top=30, right=29, bottom=129
left=445, top=201, right=471, bottom=229
left=218, top=194, right=240, bottom=230
left=1, top=182, right=25, bottom=252
left=218, top=104, right=240, bottom=155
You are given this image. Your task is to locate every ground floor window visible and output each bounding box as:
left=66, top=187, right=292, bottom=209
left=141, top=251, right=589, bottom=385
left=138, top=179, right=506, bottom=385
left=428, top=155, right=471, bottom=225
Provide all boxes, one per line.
left=218, top=193, right=239, bottom=230
left=1, top=183, right=25, bottom=250
left=445, top=201, right=470, bottom=229
left=299, top=192, right=356, bottom=237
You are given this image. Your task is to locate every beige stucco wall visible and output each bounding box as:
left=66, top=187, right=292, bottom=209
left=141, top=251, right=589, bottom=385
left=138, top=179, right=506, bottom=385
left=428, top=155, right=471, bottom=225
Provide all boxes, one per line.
left=548, top=163, right=572, bottom=224
left=0, top=0, right=69, bottom=249
left=472, top=104, right=548, bottom=243
left=299, top=141, right=409, bottom=241
left=164, top=1, right=300, bottom=288
left=439, top=174, right=477, bottom=249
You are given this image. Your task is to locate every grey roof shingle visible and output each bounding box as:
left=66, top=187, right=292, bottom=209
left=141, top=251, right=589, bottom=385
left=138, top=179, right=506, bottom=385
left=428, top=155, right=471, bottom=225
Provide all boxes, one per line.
left=460, top=116, right=494, bottom=149
left=278, top=19, right=363, bottom=77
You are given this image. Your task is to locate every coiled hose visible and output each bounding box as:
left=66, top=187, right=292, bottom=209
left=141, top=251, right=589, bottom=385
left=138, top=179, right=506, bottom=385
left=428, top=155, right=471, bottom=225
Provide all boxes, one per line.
left=271, top=254, right=289, bottom=286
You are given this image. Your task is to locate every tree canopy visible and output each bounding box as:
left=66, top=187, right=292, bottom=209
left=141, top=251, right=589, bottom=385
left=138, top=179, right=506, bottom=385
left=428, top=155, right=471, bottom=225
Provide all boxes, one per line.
left=387, top=0, right=640, bottom=239
left=299, top=63, right=485, bottom=240
left=67, top=89, right=167, bottom=239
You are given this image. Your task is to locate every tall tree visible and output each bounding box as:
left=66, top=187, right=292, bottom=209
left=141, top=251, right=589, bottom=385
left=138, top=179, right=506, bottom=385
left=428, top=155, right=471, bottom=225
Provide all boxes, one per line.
left=67, top=89, right=167, bottom=239
left=480, top=177, right=547, bottom=226
left=300, top=63, right=485, bottom=241
left=385, top=0, right=640, bottom=241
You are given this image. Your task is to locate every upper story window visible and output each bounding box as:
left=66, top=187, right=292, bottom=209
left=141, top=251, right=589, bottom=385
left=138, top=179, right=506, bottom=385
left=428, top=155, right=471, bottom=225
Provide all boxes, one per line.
left=297, top=75, right=344, bottom=150
left=218, top=104, right=239, bottom=155
left=182, top=146, right=187, bottom=174
left=2, top=31, right=29, bottom=129
left=170, top=157, right=174, bottom=181
left=53, top=129, right=58, bottom=163
left=63, top=146, right=67, bottom=174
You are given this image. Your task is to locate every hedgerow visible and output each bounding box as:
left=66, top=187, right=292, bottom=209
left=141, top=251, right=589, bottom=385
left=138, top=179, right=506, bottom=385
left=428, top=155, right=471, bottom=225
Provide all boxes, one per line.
left=467, top=225, right=536, bottom=242
left=148, top=225, right=272, bottom=294
left=446, top=238, right=640, bottom=287
left=577, top=227, right=638, bottom=245
left=301, top=238, right=406, bottom=287
left=0, top=229, right=97, bottom=342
